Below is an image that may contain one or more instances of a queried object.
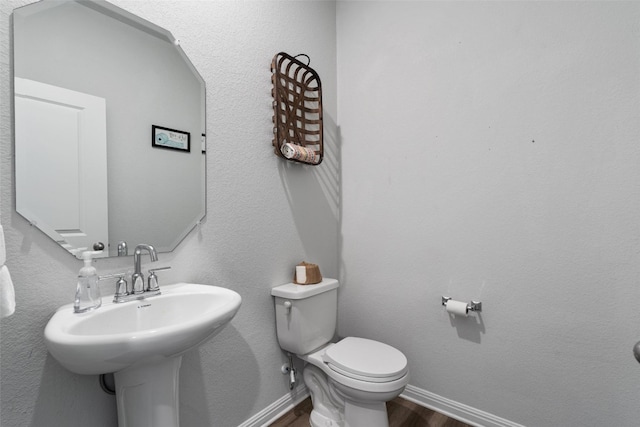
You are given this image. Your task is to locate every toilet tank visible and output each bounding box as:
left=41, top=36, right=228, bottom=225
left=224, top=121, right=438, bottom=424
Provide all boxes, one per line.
left=271, top=278, right=339, bottom=355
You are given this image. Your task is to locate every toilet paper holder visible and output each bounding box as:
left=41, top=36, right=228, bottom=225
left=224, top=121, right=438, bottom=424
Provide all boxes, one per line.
left=441, top=296, right=482, bottom=313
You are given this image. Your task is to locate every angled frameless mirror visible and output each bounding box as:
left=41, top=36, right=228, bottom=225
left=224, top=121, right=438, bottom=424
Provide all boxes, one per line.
left=13, top=0, right=206, bottom=258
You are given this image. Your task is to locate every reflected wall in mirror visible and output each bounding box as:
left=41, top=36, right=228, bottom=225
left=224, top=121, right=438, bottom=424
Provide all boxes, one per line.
left=13, top=0, right=206, bottom=258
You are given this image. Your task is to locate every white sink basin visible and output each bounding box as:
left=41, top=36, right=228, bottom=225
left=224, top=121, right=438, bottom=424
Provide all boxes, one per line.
left=44, top=283, right=242, bottom=375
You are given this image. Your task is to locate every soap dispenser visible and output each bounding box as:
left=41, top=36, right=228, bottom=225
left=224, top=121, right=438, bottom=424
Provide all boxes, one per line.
left=74, top=250, right=102, bottom=313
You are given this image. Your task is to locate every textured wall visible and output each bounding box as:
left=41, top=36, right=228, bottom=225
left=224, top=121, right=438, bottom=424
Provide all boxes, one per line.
left=5, top=2, right=639, bottom=427
left=337, top=2, right=640, bottom=426
left=0, top=1, right=337, bottom=426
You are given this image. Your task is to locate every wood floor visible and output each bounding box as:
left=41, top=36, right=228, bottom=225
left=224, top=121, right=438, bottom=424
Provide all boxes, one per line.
left=269, top=396, right=472, bottom=427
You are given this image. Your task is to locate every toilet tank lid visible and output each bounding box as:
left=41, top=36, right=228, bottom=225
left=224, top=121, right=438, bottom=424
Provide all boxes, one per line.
left=271, top=278, right=339, bottom=299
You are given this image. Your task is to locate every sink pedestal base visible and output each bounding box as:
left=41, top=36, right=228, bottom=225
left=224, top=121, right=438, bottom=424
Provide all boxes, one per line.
left=114, top=356, right=182, bottom=427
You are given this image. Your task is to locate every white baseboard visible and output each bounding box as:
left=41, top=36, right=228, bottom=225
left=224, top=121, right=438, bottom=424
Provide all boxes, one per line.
left=400, top=384, right=525, bottom=427
left=237, top=383, right=309, bottom=427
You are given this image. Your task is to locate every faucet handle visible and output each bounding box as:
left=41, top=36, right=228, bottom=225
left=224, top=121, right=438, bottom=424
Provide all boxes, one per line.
left=114, top=276, right=128, bottom=297
left=117, top=241, right=128, bottom=256
left=147, top=266, right=171, bottom=292
left=99, top=273, right=129, bottom=299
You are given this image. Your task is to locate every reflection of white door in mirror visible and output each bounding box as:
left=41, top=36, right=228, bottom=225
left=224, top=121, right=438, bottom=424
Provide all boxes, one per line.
left=15, top=78, right=109, bottom=254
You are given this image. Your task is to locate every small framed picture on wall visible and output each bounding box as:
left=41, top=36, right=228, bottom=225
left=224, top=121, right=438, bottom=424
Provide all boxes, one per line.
left=152, top=125, right=191, bottom=152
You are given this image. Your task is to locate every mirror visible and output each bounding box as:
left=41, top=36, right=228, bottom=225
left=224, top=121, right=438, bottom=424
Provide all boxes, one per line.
left=13, top=0, right=206, bottom=258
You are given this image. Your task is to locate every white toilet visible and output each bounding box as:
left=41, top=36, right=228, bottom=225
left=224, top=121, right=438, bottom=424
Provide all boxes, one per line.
left=271, top=278, right=409, bottom=427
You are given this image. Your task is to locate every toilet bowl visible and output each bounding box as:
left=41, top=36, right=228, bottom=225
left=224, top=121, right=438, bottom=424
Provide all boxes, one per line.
left=301, top=337, right=409, bottom=427
left=271, top=279, right=409, bottom=427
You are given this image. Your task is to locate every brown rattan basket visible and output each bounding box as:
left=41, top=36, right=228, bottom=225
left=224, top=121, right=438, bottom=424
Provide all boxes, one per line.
left=271, top=52, right=323, bottom=165
left=293, top=261, right=322, bottom=285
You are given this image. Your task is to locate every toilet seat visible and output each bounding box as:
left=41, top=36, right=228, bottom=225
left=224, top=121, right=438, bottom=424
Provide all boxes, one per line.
left=322, top=337, right=408, bottom=383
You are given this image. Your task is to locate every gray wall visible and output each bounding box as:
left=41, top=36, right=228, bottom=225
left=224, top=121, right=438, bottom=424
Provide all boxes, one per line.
left=337, top=2, right=640, bottom=426
left=0, top=1, right=337, bottom=426
left=3, top=1, right=640, bottom=427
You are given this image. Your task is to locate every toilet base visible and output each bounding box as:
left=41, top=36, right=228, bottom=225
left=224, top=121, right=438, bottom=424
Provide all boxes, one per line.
left=308, top=398, right=390, bottom=427
left=307, top=394, right=390, bottom=427
left=343, top=400, right=388, bottom=427
left=303, top=362, right=402, bottom=427
left=304, top=365, right=345, bottom=426
left=310, top=409, right=343, bottom=427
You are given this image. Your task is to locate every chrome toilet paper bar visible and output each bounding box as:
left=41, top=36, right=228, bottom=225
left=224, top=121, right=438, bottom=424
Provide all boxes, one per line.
left=441, top=296, right=482, bottom=313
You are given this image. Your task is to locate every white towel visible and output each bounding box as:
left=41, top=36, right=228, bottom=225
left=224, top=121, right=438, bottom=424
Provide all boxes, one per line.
left=1, top=265, right=15, bottom=318
left=0, top=225, right=5, bottom=266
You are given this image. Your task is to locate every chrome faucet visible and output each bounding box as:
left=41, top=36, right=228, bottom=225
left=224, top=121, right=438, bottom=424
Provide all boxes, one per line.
left=102, top=244, right=169, bottom=304
left=132, top=244, right=158, bottom=294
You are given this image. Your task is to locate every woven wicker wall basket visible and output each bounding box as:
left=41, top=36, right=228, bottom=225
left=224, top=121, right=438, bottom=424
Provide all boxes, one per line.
left=271, top=52, right=323, bottom=165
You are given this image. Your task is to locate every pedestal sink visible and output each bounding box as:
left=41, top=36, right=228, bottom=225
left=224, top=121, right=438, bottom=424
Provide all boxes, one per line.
left=44, top=283, right=242, bottom=427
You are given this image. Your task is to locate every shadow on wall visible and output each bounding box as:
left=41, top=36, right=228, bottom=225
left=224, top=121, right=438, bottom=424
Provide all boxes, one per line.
left=277, top=113, right=341, bottom=275
left=179, top=324, right=260, bottom=427
left=30, top=355, right=118, bottom=426
left=443, top=281, right=487, bottom=344
left=447, top=312, right=485, bottom=344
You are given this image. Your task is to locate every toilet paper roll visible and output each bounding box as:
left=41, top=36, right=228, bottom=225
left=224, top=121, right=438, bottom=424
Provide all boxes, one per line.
left=445, top=300, right=468, bottom=317
left=295, top=265, right=307, bottom=284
